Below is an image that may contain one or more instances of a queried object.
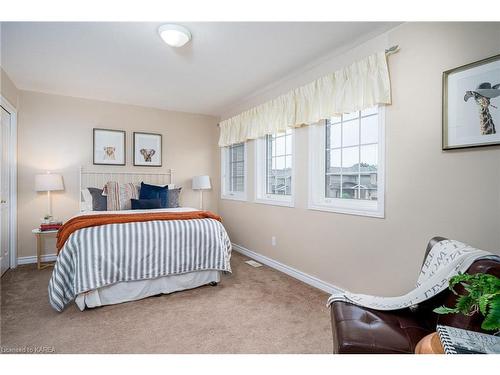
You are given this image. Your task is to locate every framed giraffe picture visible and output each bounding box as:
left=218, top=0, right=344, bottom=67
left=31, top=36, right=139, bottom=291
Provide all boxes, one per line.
left=443, top=54, right=500, bottom=150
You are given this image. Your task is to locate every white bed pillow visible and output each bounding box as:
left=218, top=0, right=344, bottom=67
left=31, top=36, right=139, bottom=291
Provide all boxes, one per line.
left=81, top=189, right=93, bottom=212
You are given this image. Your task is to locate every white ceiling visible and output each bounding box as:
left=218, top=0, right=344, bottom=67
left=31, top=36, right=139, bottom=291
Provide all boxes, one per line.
left=1, top=22, right=397, bottom=116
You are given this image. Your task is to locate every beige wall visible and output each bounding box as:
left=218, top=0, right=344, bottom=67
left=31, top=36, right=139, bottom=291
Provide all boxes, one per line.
left=18, top=90, right=219, bottom=258
left=219, top=22, right=500, bottom=296
left=1, top=67, right=19, bottom=108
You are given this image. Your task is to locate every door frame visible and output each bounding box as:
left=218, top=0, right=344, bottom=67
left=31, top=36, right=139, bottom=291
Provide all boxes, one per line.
left=1, top=95, right=17, bottom=269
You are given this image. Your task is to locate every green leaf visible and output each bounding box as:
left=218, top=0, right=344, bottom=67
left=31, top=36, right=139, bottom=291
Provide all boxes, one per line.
left=456, top=295, right=474, bottom=315
left=438, top=273, right=500, bottom=329
left=481, top=295, right=500, bottom=331
left=433, top=306, right=458, bottom=315
left=478, top=294, right=492, bottom=315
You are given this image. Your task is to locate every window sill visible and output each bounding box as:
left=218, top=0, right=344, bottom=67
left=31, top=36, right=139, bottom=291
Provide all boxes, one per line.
left=308, top=203, right=384, bottom=218
left=254, top=197, right=294, bottom=208
left=221, top=194, right=247, bottom=202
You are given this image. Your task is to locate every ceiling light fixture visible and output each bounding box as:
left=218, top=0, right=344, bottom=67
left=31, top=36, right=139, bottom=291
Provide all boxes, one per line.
left=158, top=24, right=191, bottom=48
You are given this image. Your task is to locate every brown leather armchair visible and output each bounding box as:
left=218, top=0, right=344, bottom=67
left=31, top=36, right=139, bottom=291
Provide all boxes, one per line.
left=330, top=237, right=500, bottom=354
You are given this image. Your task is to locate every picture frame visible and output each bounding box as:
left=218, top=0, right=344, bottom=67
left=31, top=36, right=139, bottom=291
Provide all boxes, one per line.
left=442, top=54, right=500, bottom=150
left=133, top=132, right=162, bottom=167
left=93, top=128, right=126, bottom=165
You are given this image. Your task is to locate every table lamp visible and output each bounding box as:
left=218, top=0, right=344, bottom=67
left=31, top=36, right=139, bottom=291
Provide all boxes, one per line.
left=192, top=175, right=211, bottom=210
left=35, top=172, right=64, bottom=220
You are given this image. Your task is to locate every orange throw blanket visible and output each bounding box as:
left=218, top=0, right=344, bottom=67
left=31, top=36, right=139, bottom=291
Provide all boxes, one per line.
left=56, top=211, right=222, bottom=253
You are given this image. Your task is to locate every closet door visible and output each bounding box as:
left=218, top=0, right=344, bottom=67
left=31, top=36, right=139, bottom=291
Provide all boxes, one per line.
left=0, top=106, right=11, bottom=276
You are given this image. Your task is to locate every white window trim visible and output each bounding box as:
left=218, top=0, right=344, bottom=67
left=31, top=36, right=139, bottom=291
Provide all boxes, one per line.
left=308, top=108, right=385, bottom=218
left=220, top=143, right=247, bottom=201
left=254, top=130, right=295, bottom=208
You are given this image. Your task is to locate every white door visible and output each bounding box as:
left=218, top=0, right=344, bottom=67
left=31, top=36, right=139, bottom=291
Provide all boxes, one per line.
left=0, top=106, right=10, bottom=276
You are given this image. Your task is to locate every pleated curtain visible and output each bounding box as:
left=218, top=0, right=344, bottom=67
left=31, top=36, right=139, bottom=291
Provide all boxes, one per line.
left=218, top=51, right=391, bottom=147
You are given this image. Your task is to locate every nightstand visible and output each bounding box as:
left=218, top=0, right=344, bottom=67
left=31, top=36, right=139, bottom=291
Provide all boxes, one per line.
left=32, top=229, right=58, bottom=270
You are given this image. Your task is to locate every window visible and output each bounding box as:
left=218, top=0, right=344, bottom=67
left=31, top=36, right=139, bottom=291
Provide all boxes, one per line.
left=255, top=129, right=294, bottom=206
left=221, top=142, right=246, bottom=200
left=309, top=106, right=384, bottom=217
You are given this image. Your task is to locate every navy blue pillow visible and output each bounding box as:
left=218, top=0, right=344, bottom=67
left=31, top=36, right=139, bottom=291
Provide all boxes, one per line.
left=139, top=182, right=168, bottom=208
left=131, top=198, right=162, bottom=210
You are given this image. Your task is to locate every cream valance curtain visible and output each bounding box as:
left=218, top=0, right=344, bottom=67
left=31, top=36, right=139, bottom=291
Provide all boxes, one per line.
left=218, top=50, right=392, bottom=147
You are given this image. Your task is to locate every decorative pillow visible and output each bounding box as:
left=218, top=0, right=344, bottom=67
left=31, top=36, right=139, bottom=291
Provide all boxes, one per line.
left=131, top=198, right=162, bottom=210
left=104, top=181, right=139, bottom=211
left=168, top=187, right=182, bottom=208
left=88, top=187, right=107, bottom=211
left=81, top=189, right=93, bottom=212
left=139, top=182, right=168, bottom=208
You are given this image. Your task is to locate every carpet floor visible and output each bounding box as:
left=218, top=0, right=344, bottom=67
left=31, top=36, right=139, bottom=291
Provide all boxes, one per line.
left=1, top=252, right=332, bottom=353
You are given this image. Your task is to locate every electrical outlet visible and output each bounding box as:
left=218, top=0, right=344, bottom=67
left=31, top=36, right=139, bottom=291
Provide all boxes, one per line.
left=271, top=236, right=277, bottom=247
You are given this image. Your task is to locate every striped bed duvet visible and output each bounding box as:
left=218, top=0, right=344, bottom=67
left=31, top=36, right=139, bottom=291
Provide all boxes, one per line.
left=48, top=217, right=232, bottom=312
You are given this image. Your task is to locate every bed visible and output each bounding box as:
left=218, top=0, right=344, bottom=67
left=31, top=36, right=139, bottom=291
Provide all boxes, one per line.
left=48, top=169, right=232, bottom=312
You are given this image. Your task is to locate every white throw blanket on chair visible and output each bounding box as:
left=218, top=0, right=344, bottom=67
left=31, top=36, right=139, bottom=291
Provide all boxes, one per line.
left=327, top=239, right=499, bottom=310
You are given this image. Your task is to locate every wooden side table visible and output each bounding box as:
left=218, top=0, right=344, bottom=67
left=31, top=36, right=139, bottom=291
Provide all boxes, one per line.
left=415, top=332, right=445, bottom=354
left=32, top=229, right=58, bottom=270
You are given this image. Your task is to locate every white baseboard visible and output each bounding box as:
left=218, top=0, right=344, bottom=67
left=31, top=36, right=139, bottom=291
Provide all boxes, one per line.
left=16, top=246, right=344, bottom=296
left=17, top=254, right=57, bottom=266
left=232, top=243, right=344, bottom=295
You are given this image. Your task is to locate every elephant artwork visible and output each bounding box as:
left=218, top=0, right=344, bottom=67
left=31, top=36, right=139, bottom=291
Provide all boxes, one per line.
left=134, top=132, right=162, bottom=166
left=140, top=149, right=156, bottom=162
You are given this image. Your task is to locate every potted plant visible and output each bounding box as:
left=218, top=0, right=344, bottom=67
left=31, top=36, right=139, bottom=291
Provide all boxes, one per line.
left=434, top=273, right=500, bottom=332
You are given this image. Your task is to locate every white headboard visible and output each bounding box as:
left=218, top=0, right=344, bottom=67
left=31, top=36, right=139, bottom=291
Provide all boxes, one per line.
left=79, top=167, right=174, bottom=211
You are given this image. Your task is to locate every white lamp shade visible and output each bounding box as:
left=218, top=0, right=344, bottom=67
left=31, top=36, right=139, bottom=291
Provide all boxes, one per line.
left=35, top=173, right=64, bottom=192
left=192, top=175, right=211, bottom=190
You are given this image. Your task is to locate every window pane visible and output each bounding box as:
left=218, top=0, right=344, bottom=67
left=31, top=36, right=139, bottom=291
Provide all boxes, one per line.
left=235, top=176, right=244, bottom=192
left=361, top=115, right=378, bottom=144
left=341, top=174, right=359, bottom=199
left=360, top=144, right=378, bottom=201
left=327, top=123, right=341, bottom=149
left=322, top=108, right=380, bottom=205
left=285, top=178, right=292, bottom=195
left=267, top=172, right=276, bottom=194
left=233, top=161, right=244, bottom=177
left=341, top=146, right=359, bottom=169
left=360, top=144, right=378, bottom=166
left=226, top=144, right=245, bottom=195
left=326, top=148, right=341, bottom=198
left=234, top=144, right=244, bottom=161
left=326, top=173, right=341, bottom=198
left=275, top=156, right=286, bottom=170
left=265, top=131, right=292, bottom=196
left=275, top=136, right=286, bottom=156
left=328, top=149, right=341, bottom=169
left=342, top=119, right=359, bottom=147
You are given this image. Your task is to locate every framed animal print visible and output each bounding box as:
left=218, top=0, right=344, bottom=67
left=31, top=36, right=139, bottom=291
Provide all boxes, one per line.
left=93, top=128, right=126, bottom=165
left=443, top=54, right=500, bottom=150
left=133, top=132, right=162, bottom=167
